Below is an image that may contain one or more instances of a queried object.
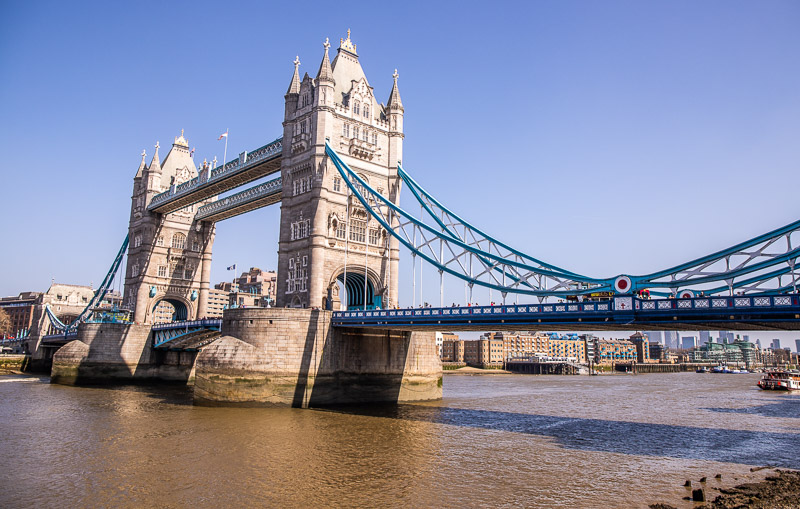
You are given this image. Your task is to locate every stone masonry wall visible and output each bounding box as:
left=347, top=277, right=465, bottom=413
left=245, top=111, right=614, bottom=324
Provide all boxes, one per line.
left=51, top=322, right=195, bottom=385
left=194, top=307, right=441, bottom=407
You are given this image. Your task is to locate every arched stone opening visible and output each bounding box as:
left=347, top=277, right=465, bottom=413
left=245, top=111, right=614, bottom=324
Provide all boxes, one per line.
left=151, top=297, right=189, bottom=323
left=328, top=267, right=383, bottom=310
left=289, top=294, right=304, bottom=308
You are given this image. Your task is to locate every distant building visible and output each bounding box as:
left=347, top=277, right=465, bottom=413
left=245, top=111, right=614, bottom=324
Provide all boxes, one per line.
left=629, top=332, right=650, bottom=363
left=458, top=337, right=503, bottom=367
left=796, top=339, right=800, bottom=354
left=663, top=331, right=679, bottom=349
left=699, top=331, right=710, bottom=344
left=681, top=336, right=697, bottom=350
left=649, top=342, right=666, bottom=362
left=206, top=288, right=228, bottom=318
left=442, top=338, right=464, bottom=363
left=434, top=332, right=458, bottom=358
left=595, top=338, right=637, bottom=365
left=771, top=339, right=781, bottom=350
left=694, top=340, right=757, bottom=366
left=483, top=331, right=550, bottom=361
left=582, top=334, right=598, bottom=362
left=548, top=333, right=587, bottom=364
left=717, top=331, right=734, bottom=344
left=215, top=267, right=277, bottom=308
left=0, top=292, right=40, bottom=338
left=645, top=331, right=663, bottom=345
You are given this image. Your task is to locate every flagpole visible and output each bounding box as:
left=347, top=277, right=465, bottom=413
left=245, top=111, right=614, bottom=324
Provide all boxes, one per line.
left=223, top=128, right=229, bottom=169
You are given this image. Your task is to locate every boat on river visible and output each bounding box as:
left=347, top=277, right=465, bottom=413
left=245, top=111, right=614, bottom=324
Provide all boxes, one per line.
left=757, top=371, right=800, bottom=391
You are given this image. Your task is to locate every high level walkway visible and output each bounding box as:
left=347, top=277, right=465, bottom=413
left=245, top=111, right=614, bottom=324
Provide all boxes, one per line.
left=147, top=137, right=282, bottom=215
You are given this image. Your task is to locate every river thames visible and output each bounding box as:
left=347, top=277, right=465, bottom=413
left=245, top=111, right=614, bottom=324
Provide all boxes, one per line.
left=1, top=372, right=798, bottom=508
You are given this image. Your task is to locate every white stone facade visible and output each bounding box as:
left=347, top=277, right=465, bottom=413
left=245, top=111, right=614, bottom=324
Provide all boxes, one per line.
left=277, top=31, right=404, bottom=310
left=124, top=132, right=216, bottom=324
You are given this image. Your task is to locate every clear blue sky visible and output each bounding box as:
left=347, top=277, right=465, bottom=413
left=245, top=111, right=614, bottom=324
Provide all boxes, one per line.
left=2, top=1, right=799, bottom=345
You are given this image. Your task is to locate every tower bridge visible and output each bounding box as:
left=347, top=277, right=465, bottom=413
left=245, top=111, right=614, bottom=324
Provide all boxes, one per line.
left=27, top=31, right=800, bottom=406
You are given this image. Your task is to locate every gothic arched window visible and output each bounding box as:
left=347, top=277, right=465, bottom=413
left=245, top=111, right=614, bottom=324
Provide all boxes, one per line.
left=171, top=232, right=186, bottom=250
left=363, top=104, right=369, bottom=118
left=353, top=101, right=360, bottom=116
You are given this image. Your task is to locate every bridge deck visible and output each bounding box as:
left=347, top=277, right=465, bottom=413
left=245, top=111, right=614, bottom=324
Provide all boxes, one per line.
left=332, top=294, right=800, bottom=331
left=195, top=177, right=282, bottom=222
left=152, top=319, right=222, bottom=351
left=148, top=138, right=282, bottom=215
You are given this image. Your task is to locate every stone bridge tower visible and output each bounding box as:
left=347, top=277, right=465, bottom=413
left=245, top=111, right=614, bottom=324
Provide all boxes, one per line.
left=123, top=132, right=216, bottom=324
left=278, top=31, right=404, bottom=310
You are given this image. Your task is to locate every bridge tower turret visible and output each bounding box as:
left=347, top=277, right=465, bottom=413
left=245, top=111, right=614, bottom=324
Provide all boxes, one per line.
left=124, top=131, right=216, bottom=324
left=277, top=31, right=403, bottom=310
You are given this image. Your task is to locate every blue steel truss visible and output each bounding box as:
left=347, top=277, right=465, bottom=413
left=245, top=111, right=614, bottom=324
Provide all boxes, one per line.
left=325, top=142, right=800, bottom=298
left=45, top=235, right=130, bottom=333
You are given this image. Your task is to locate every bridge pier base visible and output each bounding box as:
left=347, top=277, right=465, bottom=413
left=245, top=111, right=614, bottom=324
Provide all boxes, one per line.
left=50, top=322, right=196, bottom=385
left=193, top=308, right=442, bottom=407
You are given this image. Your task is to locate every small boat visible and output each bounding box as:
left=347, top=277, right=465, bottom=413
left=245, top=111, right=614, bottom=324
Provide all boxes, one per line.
left=757, top=371, right=800, bottom=391
left=696, top=367, right=709, bottom=373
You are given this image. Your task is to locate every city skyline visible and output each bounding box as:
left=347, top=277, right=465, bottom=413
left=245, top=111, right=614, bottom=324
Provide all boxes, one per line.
left=2, top=2, right=799, bottom=343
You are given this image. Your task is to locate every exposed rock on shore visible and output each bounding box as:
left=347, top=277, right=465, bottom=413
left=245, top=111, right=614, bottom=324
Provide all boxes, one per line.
left=651, top=470, right=800, bottom=509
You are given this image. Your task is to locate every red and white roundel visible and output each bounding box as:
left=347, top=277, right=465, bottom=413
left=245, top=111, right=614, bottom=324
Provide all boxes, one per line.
left=614, top=276, right=632, bottom=294
left=678, top=290, right=694, bottom=299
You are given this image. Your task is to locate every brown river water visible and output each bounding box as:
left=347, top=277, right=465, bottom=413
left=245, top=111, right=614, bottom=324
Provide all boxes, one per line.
left=0, top=372, right=798, bottom=508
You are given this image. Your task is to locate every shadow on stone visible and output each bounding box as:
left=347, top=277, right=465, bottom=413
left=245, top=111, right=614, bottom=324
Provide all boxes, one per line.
left=51, top=322, right=195, bottom=386
left=194, top=308, right=442, bottom=407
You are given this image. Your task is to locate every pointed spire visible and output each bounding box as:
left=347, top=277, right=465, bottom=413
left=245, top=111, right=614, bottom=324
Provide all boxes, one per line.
left=316, top=38, right=334, bottom=84
left=135, top=149, right=147, bottom=178
left=287, top=56, right=301, bottom=95
left=387, top=69, right=403, bottom=111
left=149, top=141, right=161, bottom=173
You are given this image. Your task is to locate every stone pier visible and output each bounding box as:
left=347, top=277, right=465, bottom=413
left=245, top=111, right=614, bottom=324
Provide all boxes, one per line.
left=51, top=322, right=196, bottom=385
left=194, top=308, right=442, bottom=407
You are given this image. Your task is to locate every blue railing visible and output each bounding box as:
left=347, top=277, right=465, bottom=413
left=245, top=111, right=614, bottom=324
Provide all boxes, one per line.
left=152, top=319, right=222, bottom=331
left=332, top=294, right=800, bottom=327
left=41, top=331, right=78, bottom=342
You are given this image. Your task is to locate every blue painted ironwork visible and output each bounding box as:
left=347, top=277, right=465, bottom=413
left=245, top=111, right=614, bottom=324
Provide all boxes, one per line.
left=326, top=142, right=800, bottom=298
left=45, top=235, right=130, bottom=334
left=41, top=331, right=78, bottom=344
left=195, top=177, right=282, bottom=221
left=332, top=294, right=800, bottom=330
left=326, top=142, right=612, bottom=298
left=148, top=137, right=283, bottom=213
left=152, top=319, right=222, bottom=350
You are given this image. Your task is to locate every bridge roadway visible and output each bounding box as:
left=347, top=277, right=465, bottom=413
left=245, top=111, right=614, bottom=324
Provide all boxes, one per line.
left=331, top=293, right=800, bottom=331
left=147, top=137, right=282, bottom=216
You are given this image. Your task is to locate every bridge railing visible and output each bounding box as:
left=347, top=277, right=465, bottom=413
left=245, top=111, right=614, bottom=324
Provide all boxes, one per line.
left=332, top=294, right=800, bottom=324
left=152, top=319, right=223, bottom=331
left=195, top=177, right=282, bottom=221
left=41, top=331, right=79, bottom=342
left=634, top=294, right=798, bottom=311
left=148, top=137, right=283, bottom=210
left=333, top=302, right=613, bottom=321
